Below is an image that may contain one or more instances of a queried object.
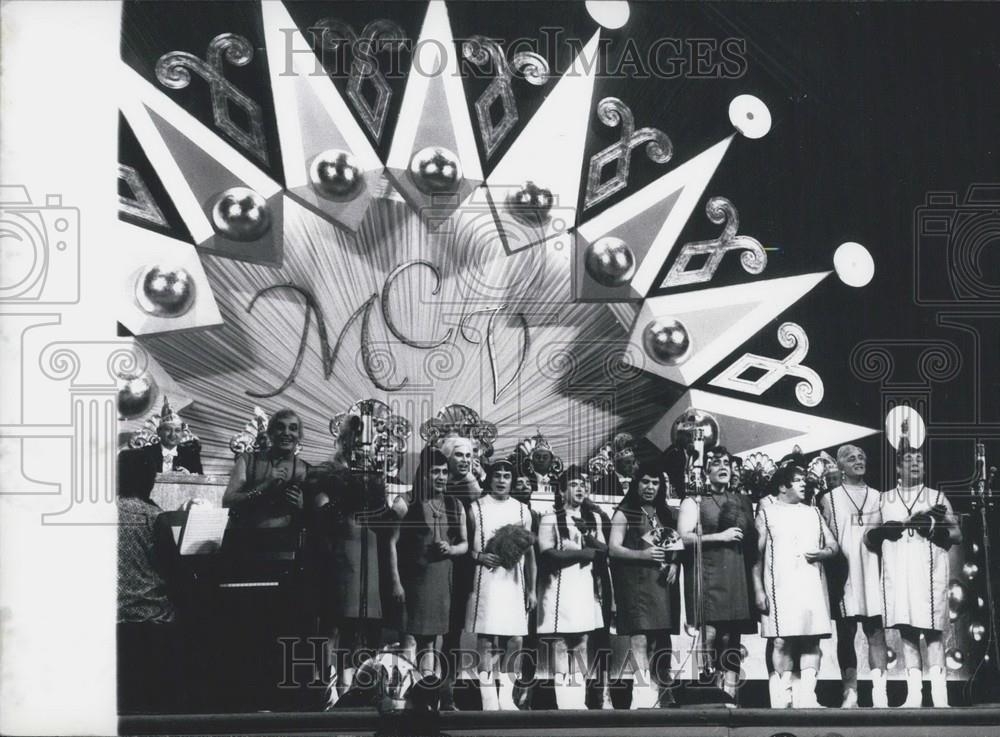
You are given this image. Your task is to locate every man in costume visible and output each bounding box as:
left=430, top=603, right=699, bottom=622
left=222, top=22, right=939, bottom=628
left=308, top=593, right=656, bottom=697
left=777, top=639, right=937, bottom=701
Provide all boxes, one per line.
left=753, top=465, right=839, bottom=708
left=466, top=459, right=537, bottom=710
left=119, top=397, right=203, bottom=500
left=818, top=444, right=888, bottom=708
left=223, top=408, right=307, bottom=527
left=441, top=435, right=482, bottom=506
left=677, top=446, right=757, bottom=703
left=866, top=449, right=961, bottom=707
left=537, top=465, right=607, bottom=709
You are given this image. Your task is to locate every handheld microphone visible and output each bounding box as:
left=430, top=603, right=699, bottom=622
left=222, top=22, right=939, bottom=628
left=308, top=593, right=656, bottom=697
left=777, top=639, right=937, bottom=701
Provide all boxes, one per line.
left=976, top=443, right=987, bottom=494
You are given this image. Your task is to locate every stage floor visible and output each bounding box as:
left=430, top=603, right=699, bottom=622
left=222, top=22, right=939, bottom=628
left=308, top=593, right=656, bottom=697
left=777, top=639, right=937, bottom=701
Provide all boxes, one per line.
left=120, top=705, right=1000, bottom=737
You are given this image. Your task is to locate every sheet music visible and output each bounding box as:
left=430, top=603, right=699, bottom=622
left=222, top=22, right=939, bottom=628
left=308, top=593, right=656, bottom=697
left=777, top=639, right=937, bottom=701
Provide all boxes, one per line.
left=178, top=507, right=230, bottom=555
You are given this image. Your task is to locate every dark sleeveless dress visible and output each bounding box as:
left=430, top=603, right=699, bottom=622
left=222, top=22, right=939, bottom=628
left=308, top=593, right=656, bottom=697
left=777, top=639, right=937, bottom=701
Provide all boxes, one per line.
left=682, top=491, right=757, bottom=633
left=611, top=505, right=680, bottom=634
left=398, top=495, right=460, bottom=635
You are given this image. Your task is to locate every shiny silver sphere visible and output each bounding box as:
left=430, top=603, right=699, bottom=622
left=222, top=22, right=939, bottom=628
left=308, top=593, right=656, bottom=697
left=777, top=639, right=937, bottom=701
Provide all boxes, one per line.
left=505, top=180, right=553, bottom=226
left=117, top=374, right=158, bottom=419
left=962, top=562, right=980, bottom=581
left=885, top=647, right=897, bottom=669
left=946, top=648, right=965, bottom=671
left=585, top=236, right=636, bottom=287
left=948, top=580, right=967, bottom=619
left=210, top=187, right=271, bottom=241
left=136, top=265, right=196, bottom=317
left=643, top=317, right=691, bottom=366
left=408, top=146, right=462, bottom=194
left=970, top=622, right=986, bottom=642
left=670, top=408, right=721, bottom=451
left=309, top=149, right=363, bottom=201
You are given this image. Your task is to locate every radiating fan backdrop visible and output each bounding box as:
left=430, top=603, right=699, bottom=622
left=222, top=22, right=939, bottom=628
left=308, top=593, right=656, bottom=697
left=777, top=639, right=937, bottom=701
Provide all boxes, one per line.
left=142, top=194, right=672, bottom=474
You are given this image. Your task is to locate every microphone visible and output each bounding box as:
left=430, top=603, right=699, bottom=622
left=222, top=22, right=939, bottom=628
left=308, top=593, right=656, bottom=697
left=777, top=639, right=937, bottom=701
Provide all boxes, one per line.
left=975, top=443, right=987, bottom=494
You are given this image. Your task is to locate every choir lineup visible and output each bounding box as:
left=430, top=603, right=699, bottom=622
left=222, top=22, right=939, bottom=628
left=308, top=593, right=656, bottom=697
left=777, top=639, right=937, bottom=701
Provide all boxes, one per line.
left=117, top=399, right=960, bottom=714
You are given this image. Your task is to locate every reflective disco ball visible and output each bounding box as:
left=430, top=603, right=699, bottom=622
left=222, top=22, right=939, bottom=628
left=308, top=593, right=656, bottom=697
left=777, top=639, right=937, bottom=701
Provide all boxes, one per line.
left=969, top=622, right=986, bottom=642
left=971, top=542, right=981, bottom=555
left=962, top=562, right=980, bottom=581
left=135, top=265, right=196, bottom=317
left=948, top=580, right=967, bottom=620
left=885, top=647, right=897, bottom=669
left=584, top=236, right=636, bottom=287
left=643, top=318, right=692, bottom=366
left=309, top=149, right=363, bottom=200
left=946, top=648, right=965, bottom=671
left=117, top=374, right=158, bottom=419
left=408, top=146, right=462, bottom=194
left=670, top=409, right=721, bottom=451
left=210, top=186, right=272, bottom=241
left=505, top=180, right=554, bottom=226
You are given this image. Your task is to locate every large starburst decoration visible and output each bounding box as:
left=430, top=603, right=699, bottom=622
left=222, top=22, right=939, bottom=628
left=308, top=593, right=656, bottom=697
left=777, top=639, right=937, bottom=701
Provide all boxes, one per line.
left=115, top=0, right=876, bottom=473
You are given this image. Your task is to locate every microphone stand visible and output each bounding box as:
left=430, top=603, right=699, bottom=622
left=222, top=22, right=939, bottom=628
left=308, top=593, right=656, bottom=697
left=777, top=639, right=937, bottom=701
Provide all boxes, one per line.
left=968, top=442, right=1000, bottom=704
left=687, top=433, right=712, bottom=682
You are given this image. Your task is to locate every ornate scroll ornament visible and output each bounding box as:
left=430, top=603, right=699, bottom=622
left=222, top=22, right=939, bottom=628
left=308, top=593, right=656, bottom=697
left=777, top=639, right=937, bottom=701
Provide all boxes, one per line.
left=460, top=304, right=530, bottom=404
left=118, top=164, right=167, bottom=227
left=516, top=431, right=564, bottom=476
left=156, top=33, right=269, bottom=164
left=229, top=406, right=272, bottom=455
left=381, top=260, right=454, bottom=348
left=462, top=36, right=549, bottom=159
left=419, top=404, right=498, bottom=458
left=709, top=322, right=824, bottom=407
left=663, top=197, right=767, bottom=288
left=313, top=19, right=406, bottom=143
left=329, top=399, right=412, bottom=473
left=584, top=97, right=673, bottom=210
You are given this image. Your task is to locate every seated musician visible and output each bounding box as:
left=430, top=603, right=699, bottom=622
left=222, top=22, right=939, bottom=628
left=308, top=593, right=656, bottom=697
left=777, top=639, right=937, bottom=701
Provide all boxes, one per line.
left=117, top=444, right=185, bottom=713
left=223, top=408, right=308, bottom=527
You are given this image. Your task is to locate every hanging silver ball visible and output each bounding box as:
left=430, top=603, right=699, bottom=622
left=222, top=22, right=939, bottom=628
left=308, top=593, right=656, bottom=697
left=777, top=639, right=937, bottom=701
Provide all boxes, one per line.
left=309, top=149, right=363, bottom=201
left=505, top=180, right=553, bottom=226
left=643, top=317, right=691, bottom=366
left=118, top=374, right=158, bottom=420
left=585, top=236, right=636, bottom=287
left=408, top=146, right=462, bottom=194
left=135, top=265, right=196, bottom=317
left=210, top=187, right=271, bottom=241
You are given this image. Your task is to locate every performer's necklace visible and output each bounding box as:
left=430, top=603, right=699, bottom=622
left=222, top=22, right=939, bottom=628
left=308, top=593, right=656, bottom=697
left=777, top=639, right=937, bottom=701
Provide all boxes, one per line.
left=899, top=484, right=926, bottom=537
left=841, top=483, right=870, bottom=526
left=641, top=505, right=661, bottom=531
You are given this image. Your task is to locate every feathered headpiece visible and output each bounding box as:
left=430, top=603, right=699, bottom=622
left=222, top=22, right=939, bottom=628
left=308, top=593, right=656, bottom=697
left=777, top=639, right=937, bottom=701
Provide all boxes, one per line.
left=129, top=396, right=197, bottom=449
left=419, top=404, right=497, bottom=459
left=229, top=406, right=277, bottom=455
left=516, top=430, right=563, bottom=476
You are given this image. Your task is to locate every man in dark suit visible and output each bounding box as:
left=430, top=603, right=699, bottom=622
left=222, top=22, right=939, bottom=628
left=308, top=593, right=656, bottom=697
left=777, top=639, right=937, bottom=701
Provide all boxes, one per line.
left=119, top=398, right=203, bottom=499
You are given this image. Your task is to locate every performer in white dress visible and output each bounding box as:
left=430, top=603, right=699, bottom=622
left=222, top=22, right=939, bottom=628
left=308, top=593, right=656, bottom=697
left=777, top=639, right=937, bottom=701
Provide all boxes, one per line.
left=466, top=459, right=537, bottom=710
left=753, top=465, right=839, bottom=708
left=865, top=449, right=960, bottom=707
left=537, top=465, right=606, bottom=709
left=818, top=445, right=889, bottom=708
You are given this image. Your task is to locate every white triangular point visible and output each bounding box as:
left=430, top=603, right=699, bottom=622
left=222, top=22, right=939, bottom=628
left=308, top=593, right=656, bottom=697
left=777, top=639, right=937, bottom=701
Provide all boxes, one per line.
left=485, top=32, right=600, bottom=252
left=576, top=136, right=733, bottom=297
left=629, top=272, right=830, bottom=386
left=119, top=64, right=281, bottom=247
left=262, top=1, right=382, bottom=231
left=646, top=389, right=878, bottom=458
left=115, top=221, right=223, bottom=336
left=387, top=1, right=482, bottom=180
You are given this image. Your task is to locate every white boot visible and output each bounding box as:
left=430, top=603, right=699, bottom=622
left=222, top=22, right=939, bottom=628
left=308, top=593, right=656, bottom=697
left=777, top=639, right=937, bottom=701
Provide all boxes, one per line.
left=554, top=674, right=574, bottom=710
left=902, top=668, right=924, bottom=708
left=775, top=671, right=794, bottom=708
left=497, top=671, right=519, bottom=710
left=630, top=671, right=653, bottom=709
left=768, top=673, right=785, bottom=708
left=478, top=672, right=499, bottom=711
left=841, top=667, right=859, bottom=708
left=790, top=671, right=802, bottom=708
left=721, top=670, right=740, bottom=707
left=798, top=668, right=824, bottom=708
left=929, top=666, right=949, bottom=708
left=870, top=668, right=889, bottom=708
left=600, top=682, right=614, bottom=710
